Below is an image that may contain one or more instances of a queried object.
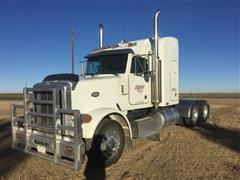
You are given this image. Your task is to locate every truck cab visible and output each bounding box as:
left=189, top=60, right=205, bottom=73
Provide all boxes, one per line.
left=11, top=10, right=210, bottom=170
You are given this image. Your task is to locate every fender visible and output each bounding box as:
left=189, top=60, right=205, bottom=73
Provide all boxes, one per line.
left=81, top=107, right=132, bottom=139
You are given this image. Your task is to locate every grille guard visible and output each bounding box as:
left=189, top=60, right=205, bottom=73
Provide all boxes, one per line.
left=11, top=87, right=85, bottom=170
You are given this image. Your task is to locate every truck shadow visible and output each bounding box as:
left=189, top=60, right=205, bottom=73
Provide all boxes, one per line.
left=0, top=120, right=28, bottom=176
left=84, top=159, right=106, bottom=180
left=84, top=135, right=106, bottom=180
left=193, top=123, right=240, bottom=153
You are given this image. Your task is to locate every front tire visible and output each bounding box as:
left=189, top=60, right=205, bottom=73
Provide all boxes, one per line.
left=88, top=120, right=125, bottom=167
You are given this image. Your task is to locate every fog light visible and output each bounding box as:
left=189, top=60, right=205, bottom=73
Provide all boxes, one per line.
left=65, top=146, right=73, bottom=152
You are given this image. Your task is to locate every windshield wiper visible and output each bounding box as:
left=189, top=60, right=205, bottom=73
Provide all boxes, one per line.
left=85, top=73, right=98, bottom=76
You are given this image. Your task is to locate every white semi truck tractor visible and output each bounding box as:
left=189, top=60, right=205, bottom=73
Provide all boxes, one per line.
left=11, top=10, right=210, bottom=170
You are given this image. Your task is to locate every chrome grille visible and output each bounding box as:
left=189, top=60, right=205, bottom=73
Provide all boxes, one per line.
left=25, top=85, right=73, bottom=137
left=33, top=91, right=55, bottom=128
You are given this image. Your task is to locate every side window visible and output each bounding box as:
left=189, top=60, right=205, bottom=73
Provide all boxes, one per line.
left=130, top=56, right=148, bottom=74
left=87, top=61, right=100, bottom=74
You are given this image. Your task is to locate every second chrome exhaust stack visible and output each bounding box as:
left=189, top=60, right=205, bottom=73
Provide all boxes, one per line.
left=152, top=10, right=161, bottom=109
left=99, top=24, right=104, bottom=48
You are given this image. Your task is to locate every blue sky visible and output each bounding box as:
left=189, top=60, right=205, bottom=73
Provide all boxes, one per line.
left=0, top=0, right=239, bottom=93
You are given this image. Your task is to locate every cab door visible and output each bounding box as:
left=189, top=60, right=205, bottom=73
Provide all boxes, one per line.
left=128, top=56, right=150, bottom=105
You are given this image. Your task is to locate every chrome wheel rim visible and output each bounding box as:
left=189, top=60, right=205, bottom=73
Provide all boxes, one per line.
left=100, top=130, right=120, bottom=158
left=203, top=105, right=208, bottom=119
left=192, top=106, right=198, bottom=122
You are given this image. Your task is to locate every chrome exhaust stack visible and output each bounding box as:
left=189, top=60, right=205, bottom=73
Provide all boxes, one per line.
left=99, top=24, right=104, bottom=48
left=152, top=10, right=161, bottom=109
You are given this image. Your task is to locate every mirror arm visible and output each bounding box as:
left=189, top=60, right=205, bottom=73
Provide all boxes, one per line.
left=80, top=60, right=85, bottom=77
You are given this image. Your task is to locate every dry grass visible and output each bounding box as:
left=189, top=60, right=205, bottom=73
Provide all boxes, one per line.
left=1, top=93, right=239, bottom=101
left=0, top=100, right=23, bottom=120
left=180, top=93, right=240, bottom=99
left=0, top=94, right=23, bottom=101
left=0, top=95, right=239, bottom=179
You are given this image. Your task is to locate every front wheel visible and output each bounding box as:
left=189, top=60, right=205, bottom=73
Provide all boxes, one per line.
left=88, top=120, right=125, bottom=167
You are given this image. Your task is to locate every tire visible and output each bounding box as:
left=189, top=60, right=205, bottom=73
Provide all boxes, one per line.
left=198, top=102, right=209, bottom=123
left=184, top=103, right=199, bottom=127
left=87, top=119, right=125, bottom=167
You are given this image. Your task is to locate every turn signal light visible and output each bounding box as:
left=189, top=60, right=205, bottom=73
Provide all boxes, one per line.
left=83, top=114, right=92, bottom=123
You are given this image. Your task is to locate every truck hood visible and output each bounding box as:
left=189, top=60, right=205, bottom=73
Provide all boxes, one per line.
left=71, top=75, right=120, bottom=113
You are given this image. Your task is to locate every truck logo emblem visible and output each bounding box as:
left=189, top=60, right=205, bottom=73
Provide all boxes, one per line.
left=135, top=85, right=145, bottom=93
left=91, top=92, right=100, bottom=97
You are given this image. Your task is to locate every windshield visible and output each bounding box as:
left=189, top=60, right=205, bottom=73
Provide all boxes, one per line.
left=86, top=53, right=128, bottom=75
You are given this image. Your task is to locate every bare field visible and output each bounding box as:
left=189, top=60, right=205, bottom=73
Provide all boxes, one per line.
left=0, top=97, right=239, bottom=179
left=180, top=93, right=240, bottom=99
left=0, top=94, right=23, bottom=101
left=1, top=93, right=239, bottom=101
left=0, top=100, right=23, bottom=120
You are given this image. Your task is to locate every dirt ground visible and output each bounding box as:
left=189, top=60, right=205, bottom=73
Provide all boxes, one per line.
left=0, top=101, right=23, bottom=120
left=0, top=98, right=239, bottom=179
